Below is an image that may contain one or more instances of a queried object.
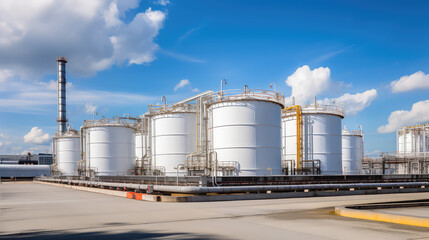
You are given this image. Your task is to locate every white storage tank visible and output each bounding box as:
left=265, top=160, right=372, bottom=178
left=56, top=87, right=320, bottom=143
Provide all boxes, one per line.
left=83, top=117, right=138, bottom=176
left=282, top=103, right=344, bottom=175
left=342, top=126, right=364, bottom=175
left=397, top=124, right=429, bottom=155
left=54, top=129, right=81, bottom=176
left=136, top=132, right=146, bottom=160
left=150, top=104, right=196, bottom=176
left=207, top=89, right=284, bottom=176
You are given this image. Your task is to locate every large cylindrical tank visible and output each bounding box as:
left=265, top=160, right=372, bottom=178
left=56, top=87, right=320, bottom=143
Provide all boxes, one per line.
left=135, top=132, right=146, bottom=160
left=151, top=104, right=196, bottom=176
left=282, top=104, right=344, bottom=175
left=56, top=133, right=81, bottom=176
left=84, top=119, right=137, bottom=176
left=342, top=128, right=363, bottom=175
left=208, top=90, right=284, bottom=176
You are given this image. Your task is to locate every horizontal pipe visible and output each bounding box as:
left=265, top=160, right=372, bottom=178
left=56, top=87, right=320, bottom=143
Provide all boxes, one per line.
left=38, top=178, right=429, bottom=194
left=153, top=182, right=429, bottom=194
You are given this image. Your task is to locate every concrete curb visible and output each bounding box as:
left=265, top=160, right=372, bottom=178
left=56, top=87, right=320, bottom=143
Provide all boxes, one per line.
left=335, top=206, right=429, bottom=228
left=35, top=180, right=128, bottom=198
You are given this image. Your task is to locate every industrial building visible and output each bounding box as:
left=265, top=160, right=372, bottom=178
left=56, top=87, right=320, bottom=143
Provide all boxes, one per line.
left=49, top=57, right=363, bottom=178
left=363, top=123, right=429, bottom=174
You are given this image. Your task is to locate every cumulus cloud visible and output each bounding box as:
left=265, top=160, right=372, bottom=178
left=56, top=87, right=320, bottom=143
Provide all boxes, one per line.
left=0, top=69, right=13, bottom=82
left=0, top=76, right=157, bottom=113
left=155, top=0, right=170, bottom=6
left=174, top=79, right=190, bottom=91
left=378, top=100, right=429, bottom=133
left=23, top=127, right=50, bottom=144
left=390, top=71, right=429, bottom=93
left=319, top=89, right=378, bottom=116
left=285, top=65, right=332, bottom=105
left=192, top=88, right=199, bottom=92
left=0, top=0, right=166, bottom=78
left=85, top=103, right=98, bottom=114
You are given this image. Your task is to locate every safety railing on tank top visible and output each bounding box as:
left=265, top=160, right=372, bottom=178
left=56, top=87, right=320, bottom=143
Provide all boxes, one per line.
left=282, top=103, right=344, bottom=118
left=83, top=116, right=140, bottom=129
left=204, top=89, right=285, bottom=107
left=148, top=103, right=196, bottom=115
left=342, top=129, right=363, bottom=136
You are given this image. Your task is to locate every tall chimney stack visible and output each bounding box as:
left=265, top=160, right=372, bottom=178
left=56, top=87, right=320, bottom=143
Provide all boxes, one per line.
left=56, top=57, right=68, bottom=133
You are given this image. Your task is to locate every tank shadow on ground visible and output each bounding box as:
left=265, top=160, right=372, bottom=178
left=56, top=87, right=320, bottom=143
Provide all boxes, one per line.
left=0, top=230, right=222, bottom=240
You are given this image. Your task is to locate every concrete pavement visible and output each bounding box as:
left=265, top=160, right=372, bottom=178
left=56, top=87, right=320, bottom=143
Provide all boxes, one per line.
left=1, top=182, right=429, bottom=239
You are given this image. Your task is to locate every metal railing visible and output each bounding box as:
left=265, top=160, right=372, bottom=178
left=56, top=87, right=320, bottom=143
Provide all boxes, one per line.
left=282, top=104, right=344, bottom=118
left=83, top=116, right=140, bottom=129
left=205, top=89, right=285, bottom=107
left=342, top=129, right=363, bottom=136
left=148, top=103, right=196, bottom=115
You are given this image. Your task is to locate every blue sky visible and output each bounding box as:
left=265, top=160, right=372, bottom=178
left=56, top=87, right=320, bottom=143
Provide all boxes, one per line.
left=0, top=0, right=428, bottom=155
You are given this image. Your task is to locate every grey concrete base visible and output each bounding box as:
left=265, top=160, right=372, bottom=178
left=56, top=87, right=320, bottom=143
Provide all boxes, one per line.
left=34, top=180, right=429, bottom=202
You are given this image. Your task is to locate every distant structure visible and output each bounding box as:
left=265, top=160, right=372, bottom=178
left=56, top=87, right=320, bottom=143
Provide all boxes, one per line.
left=341, top=126, right=364, bottom=175
left=52, top=57, right=81, bottom=176
left=362, top=123, right=429, bottom=174
left=0, top=153, right=53, bottom=165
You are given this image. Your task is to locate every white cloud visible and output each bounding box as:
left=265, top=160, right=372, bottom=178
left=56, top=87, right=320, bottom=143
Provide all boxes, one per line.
left=285, top=65, right=332, bottom=105
left=0, top=69, right=13, bottom=82
left=0, top=0, right=165, bottom=78
left=155, top=0, right=170, bottom=6
left=0, top=76, right=157, bottom=113
left=85, top=103, right=98, bottom=114
left=390, top=71, right=429, bottom=93
left=23, top=127, right=50, bottom=144
left=174, top=79, right=190, bottom=91
left=378, top=99, right=429, bottom=133
left=192, top=88, right=199, bottom=92
left=319, top=89, right=378, bottom=116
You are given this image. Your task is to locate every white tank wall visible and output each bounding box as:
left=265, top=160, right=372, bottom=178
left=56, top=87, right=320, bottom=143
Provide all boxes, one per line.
left=342, top=133, right=363, bottom=175
left=209, top=100, right=282, bottom=176
left=56, top=137, right=80, bottom=176
left=283, top=113, right=342, bottom=175
left=135, top=132, right=146, bottom=159
left=87, top=126, right=135, bottom=176
left=151, top=113, right=196, bottom=176
left=397, top=130, right=428, bottom=154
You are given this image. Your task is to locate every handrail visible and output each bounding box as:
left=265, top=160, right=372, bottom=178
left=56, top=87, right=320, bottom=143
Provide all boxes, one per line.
left=283, top=104, right=344, bottom=117
left=83, top=116, right=140, bottom=129
left=205, top=89, right=285, bottom=107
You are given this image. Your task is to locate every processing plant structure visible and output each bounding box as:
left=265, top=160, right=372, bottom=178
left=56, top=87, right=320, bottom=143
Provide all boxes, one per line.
left=363, top=123, right=429, bottom=174
left=41, top=56, right=429, bottom=198
left=52, top=57, right=81, bottom=176
left=50, top=57, right=369, bottom=178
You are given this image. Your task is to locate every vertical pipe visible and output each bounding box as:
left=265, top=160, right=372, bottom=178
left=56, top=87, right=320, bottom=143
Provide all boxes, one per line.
left=56, top=57, right=68, bottom=133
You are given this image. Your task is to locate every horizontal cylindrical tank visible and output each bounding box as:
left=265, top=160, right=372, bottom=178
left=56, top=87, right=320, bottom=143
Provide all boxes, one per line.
left=342, top=128, right=363, bottom=175
left=282, top=104, right=344, bottom=175
left=56, top=132, right=81, bottom=176
left=84, top=118, right=137, bottom=176
left=151, top=104, right=196, bottom=176
left=208, top=90, right=284, bottom=176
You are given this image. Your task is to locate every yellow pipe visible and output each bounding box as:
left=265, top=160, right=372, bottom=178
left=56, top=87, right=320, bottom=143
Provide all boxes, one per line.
left=283, top=105, right=302, bottom=171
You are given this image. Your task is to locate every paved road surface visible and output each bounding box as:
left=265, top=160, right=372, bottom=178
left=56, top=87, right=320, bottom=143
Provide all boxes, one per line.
left=1, top=182, right=429, bottom=239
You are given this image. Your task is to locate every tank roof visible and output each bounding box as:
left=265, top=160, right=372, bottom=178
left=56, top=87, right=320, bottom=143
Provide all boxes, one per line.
left=282, top=104, right=344, bottom=118
left=83, top=116, right=139, bottom=129
left=205, top=89, right=285, bottom=107
left=148, top=103, right=196, bottom=116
